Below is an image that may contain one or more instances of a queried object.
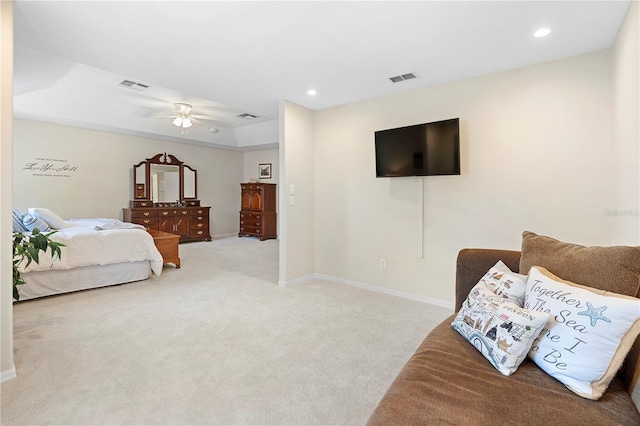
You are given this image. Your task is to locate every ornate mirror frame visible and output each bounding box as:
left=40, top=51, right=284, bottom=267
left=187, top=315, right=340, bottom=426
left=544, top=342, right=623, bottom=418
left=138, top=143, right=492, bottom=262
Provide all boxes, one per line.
left=133, top=153, right=198, bottom=204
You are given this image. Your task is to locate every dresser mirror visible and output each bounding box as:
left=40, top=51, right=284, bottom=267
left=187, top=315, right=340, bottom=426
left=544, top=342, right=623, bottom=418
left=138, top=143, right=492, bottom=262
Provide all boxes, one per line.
left=183, top=165, right=197, bottom=199
left=133, top=163, right=146, bottom=199
left=151, top=163, right=180, bottom=203
left=132, top=153, right=198, bottom=204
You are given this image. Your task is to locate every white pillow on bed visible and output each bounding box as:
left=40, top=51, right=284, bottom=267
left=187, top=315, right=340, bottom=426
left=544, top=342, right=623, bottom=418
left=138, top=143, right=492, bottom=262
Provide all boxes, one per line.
left=28, top=208, right=67, bottom=230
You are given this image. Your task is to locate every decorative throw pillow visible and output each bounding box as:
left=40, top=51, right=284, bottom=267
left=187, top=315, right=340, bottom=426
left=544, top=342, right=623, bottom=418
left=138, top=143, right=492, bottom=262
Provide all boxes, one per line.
left=28, top=208, right=67, bottom=230
left=22, top=214, right=51, bottom=232
left=525, top=266, right=640, bottom=400
left=481, top=260, right=528, bottom=305
left=520, top=231, right=640, bottom=297
left=452, top=262, right=550, bottom=376
left=12, top=207, right=28, bottom=232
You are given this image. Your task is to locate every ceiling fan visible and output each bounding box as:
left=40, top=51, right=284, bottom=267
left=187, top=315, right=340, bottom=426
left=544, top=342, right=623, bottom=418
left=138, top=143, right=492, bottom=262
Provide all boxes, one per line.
left=165, top=102, right=224, bottom=134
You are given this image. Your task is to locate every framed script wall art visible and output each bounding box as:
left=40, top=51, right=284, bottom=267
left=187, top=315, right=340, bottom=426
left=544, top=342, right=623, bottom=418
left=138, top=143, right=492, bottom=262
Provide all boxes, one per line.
left=259, top=163, right=272, bottom=179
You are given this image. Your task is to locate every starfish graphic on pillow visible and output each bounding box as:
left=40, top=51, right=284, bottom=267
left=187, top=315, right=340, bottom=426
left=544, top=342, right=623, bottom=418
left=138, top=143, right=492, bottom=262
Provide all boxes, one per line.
left=577, top=302, right=611, bottom=327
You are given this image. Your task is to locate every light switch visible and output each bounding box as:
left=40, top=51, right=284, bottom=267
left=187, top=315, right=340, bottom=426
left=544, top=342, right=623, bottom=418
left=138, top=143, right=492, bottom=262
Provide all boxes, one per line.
left=289, top=195, right=295, bottom=206
left=289, top=184, right=296, bottom=195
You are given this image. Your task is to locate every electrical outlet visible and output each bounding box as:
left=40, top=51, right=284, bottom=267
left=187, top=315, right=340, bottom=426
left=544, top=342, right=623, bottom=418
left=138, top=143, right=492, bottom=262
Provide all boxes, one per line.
left=380, top=258, right=387, bottom=269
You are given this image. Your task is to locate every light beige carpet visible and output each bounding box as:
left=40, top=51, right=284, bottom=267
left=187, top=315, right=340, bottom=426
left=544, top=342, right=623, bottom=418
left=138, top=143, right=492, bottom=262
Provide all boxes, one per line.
left=1, top=236, right=451, bottom=425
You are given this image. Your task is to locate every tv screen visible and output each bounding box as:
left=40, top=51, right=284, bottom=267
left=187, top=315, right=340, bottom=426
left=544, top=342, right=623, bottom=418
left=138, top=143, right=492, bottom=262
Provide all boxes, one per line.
left=375, top=118, right=460, bottom=177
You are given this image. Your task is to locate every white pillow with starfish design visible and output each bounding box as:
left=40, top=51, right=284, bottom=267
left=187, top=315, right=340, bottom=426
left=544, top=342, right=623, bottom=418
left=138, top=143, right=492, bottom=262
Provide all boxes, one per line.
left=523, top=266, right=640, bottom=400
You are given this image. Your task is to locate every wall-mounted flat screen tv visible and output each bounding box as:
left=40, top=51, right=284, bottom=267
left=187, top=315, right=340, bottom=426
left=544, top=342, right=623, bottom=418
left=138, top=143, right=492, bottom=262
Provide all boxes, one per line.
left=375, top=118, right=460, bottom=177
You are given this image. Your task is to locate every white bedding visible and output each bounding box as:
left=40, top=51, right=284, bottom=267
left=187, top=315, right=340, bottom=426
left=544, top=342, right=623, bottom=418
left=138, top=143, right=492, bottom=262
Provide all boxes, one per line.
left=18, top=219, right=163, bottom=276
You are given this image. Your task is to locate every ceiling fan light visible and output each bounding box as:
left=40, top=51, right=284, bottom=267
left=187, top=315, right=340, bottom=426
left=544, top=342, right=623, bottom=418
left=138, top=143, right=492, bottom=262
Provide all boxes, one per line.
left=172, top=117, right=183, bottom=127
left=182, top=118, right=193, bottom=128
left=175, top=102, right=192, bottom=114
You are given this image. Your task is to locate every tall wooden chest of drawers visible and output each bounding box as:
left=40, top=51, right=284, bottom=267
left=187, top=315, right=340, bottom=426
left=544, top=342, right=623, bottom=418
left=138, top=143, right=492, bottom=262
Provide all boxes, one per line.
left=123, top=200, right=211, bottom=243
left=238, top=183, right=277, bottom=241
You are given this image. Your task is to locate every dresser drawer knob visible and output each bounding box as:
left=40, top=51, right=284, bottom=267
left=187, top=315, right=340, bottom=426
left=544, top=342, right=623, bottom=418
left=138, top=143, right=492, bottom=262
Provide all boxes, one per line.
left=162, top=212, right=168, bottom=216
left=197, top=231, right=203, bottom=235
left=144, top=212, right=150, bottom=216
left=197, top=216, right=203, bottom=220
left=143, top=220, right=150, bottom=224
left=197, top=223, right=203, bottom=228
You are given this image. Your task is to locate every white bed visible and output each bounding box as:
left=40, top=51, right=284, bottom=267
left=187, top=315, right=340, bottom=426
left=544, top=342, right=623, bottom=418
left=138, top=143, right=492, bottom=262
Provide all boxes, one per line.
left=16, top=218, right=163, bottom=301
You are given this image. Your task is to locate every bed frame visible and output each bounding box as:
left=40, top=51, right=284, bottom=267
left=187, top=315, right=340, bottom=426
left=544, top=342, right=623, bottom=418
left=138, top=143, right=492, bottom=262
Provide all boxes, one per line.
left=16, top=261, right=152, bottom=301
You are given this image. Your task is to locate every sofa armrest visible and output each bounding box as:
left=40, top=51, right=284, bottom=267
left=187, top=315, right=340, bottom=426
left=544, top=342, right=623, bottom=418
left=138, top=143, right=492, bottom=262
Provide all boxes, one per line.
left=455, top=248, right=521, bottom=311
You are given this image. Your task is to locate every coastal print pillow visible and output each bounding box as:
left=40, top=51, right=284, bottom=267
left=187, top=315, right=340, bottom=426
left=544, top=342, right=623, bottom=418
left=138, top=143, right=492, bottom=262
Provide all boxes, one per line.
left=479, top=260, right=528, bottom=306
left=525, top=266, right=640, bottom=400
left=22, top=214, right=50, bottom=232
left=28, top=208, right=66, bottom=230
left=452, top=264, right=550, bottom=376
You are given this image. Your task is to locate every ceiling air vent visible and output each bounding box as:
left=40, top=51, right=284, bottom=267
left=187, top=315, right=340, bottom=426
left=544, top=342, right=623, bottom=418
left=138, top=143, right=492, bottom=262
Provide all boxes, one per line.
left=236, top=113, right=258, bottom=120
left=117, top=79, right=150, bottom=91
left=389, top=72, right=417, bottom=83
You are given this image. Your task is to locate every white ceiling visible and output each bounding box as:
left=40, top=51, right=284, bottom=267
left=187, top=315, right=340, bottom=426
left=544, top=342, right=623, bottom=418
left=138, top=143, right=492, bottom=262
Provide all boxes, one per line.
left=12, top=1, right=631, bottom=151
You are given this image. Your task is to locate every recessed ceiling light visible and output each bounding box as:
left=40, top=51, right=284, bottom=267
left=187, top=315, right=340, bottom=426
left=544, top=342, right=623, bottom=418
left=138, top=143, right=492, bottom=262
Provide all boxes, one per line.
left=534, top=28, right=551, bottom=38
left=307, top=89, right=317, bottom=96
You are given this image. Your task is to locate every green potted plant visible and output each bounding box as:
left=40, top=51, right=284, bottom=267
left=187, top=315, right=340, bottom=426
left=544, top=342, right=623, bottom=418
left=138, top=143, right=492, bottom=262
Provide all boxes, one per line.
left=13, top=228, right=64, bottom=301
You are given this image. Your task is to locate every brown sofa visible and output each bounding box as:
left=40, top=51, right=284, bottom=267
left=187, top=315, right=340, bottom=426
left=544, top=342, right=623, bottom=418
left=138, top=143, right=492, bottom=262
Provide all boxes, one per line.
left=367, top=248, right=640, bottom=425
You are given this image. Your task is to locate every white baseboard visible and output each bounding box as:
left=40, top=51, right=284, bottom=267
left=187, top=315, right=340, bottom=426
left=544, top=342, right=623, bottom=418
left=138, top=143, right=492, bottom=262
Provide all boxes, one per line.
left=278, top=273, right=315, bottom=287
left=1, top=365, right=16, bottom=383
left=278, top=273, right=454, bottom=311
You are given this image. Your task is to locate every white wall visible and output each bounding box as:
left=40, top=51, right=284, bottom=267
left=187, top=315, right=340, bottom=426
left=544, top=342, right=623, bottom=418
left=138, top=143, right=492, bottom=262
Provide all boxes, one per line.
left=234, top=120, right=279, bottom=149
left=313, top=50, right=615, bottom=306
left=1, top=0, right=15, bottom=381
left=13, top=119, right=243, bottom=237
left=279, top=101, right=315, bottom=284
left=243, top=149, right=279, bottom=185
left=612, top=0, right=640, bottom=245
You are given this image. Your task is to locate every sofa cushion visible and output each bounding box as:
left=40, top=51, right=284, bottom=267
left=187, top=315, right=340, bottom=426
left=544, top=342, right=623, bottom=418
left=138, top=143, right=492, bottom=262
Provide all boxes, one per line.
left=367, top=315, right=640, bottom=426
left=525, top=266, right=640, bottom=400
left=452, top=262, right=549, bottom=376
left=519, top=231, right=640, bottom=298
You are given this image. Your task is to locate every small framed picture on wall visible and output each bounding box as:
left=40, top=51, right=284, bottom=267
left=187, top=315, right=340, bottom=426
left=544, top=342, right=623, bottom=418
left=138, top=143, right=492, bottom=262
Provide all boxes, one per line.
left=259, top=163, right=272, bottom=179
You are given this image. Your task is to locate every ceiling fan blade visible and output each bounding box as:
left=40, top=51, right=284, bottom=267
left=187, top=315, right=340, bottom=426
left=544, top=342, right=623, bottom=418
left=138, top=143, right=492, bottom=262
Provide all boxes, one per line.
left=151, top=115, right=179, bottom=120
left=190, top=113, right=224, bottom=121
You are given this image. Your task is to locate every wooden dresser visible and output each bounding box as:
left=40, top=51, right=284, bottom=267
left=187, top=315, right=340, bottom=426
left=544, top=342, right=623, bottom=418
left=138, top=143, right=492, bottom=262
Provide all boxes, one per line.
left=123, top=200, right=211, bottom=243
left=239, top=183, right=277, bottom=241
